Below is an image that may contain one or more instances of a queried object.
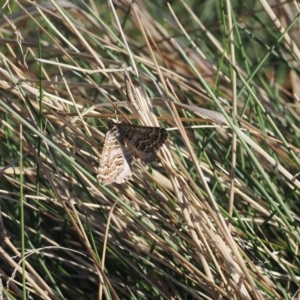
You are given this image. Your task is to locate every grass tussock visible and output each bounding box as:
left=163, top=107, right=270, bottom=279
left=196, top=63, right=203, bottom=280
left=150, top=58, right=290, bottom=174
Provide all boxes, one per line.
left=0, top=0, right=300, bottom=299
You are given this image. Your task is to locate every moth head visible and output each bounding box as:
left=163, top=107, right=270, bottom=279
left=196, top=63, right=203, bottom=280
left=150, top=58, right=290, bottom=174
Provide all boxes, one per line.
left=107, top=119, right=116, bottom=129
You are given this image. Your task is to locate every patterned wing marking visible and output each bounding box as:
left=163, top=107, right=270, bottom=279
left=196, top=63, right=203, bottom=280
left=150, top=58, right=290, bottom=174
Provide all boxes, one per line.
left=124, top=137, right=158, bottom=163
left=97, top=127, right=132, bottom=185
left=109, top=121, right=168, bottom=153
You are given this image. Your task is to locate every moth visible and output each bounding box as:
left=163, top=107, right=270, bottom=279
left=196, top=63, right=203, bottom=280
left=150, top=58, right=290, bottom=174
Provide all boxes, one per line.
left=97, top=120, right=168, bottom=185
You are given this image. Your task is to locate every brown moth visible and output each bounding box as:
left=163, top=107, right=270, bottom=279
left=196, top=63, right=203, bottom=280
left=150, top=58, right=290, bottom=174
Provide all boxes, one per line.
left=97, top=120, right=168, bottom=185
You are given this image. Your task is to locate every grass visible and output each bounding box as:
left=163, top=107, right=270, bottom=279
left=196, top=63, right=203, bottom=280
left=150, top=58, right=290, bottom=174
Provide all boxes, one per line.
left=0, top=0, right=300, bottom=299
